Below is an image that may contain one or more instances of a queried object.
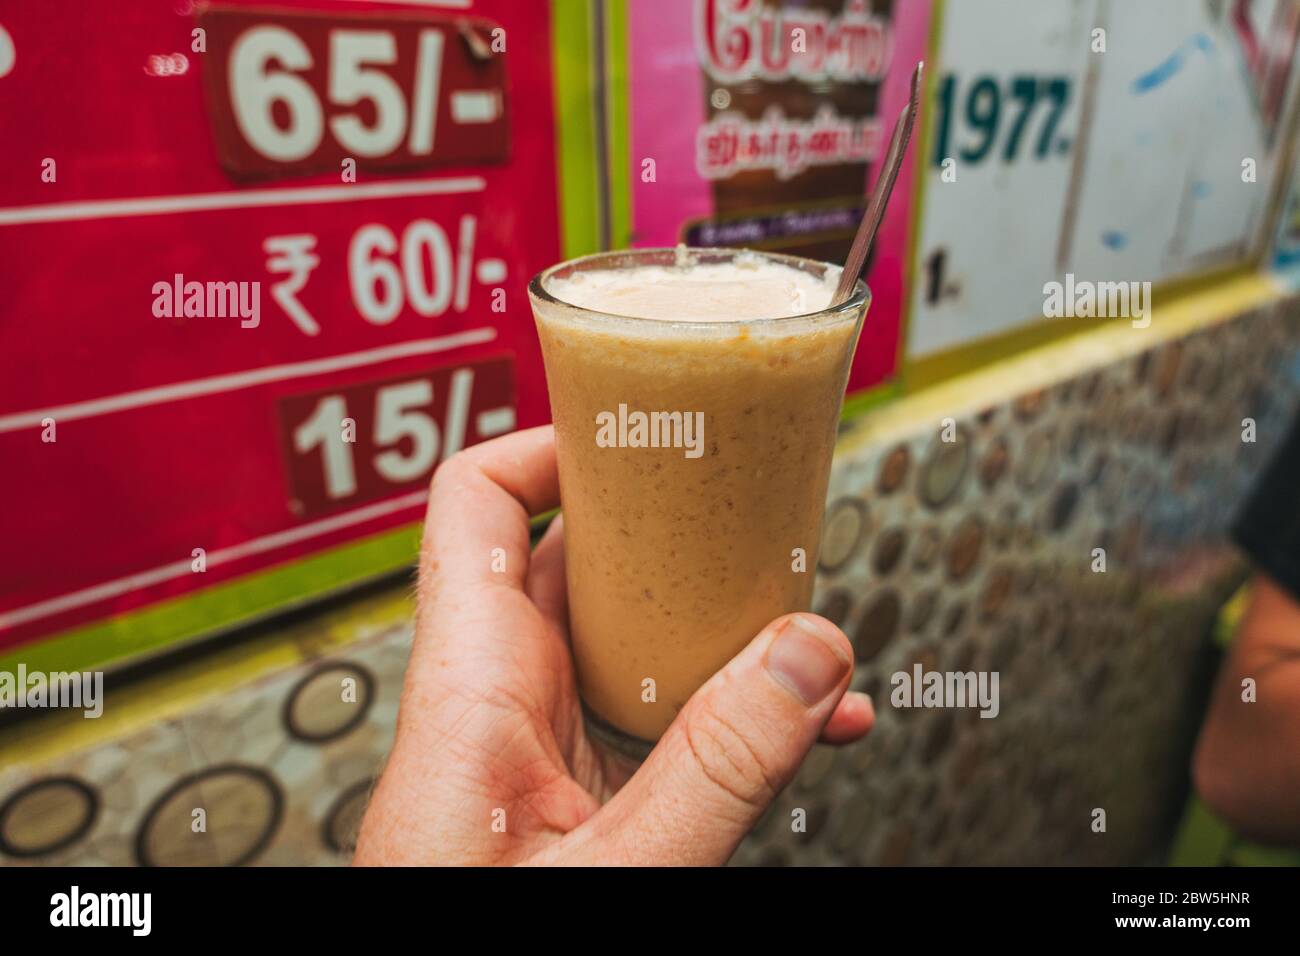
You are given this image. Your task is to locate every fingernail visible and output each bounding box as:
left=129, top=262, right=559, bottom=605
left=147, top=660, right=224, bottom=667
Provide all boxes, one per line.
left=765, top=614, right=851, bottom=706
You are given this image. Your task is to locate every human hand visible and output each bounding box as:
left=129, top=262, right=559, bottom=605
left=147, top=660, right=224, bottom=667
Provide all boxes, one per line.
left=354, top=425, right=874, bottom=866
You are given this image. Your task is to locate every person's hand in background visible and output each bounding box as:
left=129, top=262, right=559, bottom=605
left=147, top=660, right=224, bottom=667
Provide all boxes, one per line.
left=354, top=425, right=874, bottom=866
left=1193, top=414, right=1300, bottom=847
left=1194, top=576, right=1300, bottom=846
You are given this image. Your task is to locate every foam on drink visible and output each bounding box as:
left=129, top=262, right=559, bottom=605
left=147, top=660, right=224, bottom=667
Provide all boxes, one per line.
left=546, top=252, right=838, bottom=323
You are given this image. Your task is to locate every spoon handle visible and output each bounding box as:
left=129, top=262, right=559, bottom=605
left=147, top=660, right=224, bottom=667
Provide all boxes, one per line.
left=834, top=61, right=925, bottom=306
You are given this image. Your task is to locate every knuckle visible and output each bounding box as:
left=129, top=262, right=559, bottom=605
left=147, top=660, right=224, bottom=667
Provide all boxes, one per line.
left=431, top=452, right=471, bottom=493
left=682, top=706, right=782, bottom=811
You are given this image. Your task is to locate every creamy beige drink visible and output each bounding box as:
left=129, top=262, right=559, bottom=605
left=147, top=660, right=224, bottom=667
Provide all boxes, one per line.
left=529, top=248, right=869, bottom=747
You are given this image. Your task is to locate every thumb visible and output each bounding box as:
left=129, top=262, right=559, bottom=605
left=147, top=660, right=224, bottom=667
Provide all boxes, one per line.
left=575, top=612, right=854, bottom=866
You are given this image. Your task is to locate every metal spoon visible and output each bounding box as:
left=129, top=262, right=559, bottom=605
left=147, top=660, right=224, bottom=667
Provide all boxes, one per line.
left=833, top=61, right=925, bottom=306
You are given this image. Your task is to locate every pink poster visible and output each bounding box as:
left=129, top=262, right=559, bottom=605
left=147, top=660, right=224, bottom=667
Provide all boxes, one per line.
left=627, top=0, right=932, bottom=394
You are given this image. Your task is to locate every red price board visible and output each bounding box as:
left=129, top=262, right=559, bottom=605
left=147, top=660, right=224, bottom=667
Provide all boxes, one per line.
left=200, top=6, right=511, bottom=179
left=0, top=0, right=563, bottom=666
left=277, top=358, right=515, bottom=518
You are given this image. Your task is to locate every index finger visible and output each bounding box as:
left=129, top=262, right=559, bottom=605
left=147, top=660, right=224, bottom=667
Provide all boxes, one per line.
left=420, top=424, right=559, bottom=596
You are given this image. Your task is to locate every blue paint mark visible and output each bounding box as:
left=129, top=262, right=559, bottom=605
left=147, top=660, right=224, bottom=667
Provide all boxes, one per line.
left=1131, top=33, right=1215, bottom=94
left=1132, top=52, right=1184, bottom=93
left=1135, top=130, right=1153, bottom=146
left=1101, top=231, right=1129, bottom=250
left=1275, top=246, right=1300, bottom=273
left=1192, top=180, right=1212, bottom=199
